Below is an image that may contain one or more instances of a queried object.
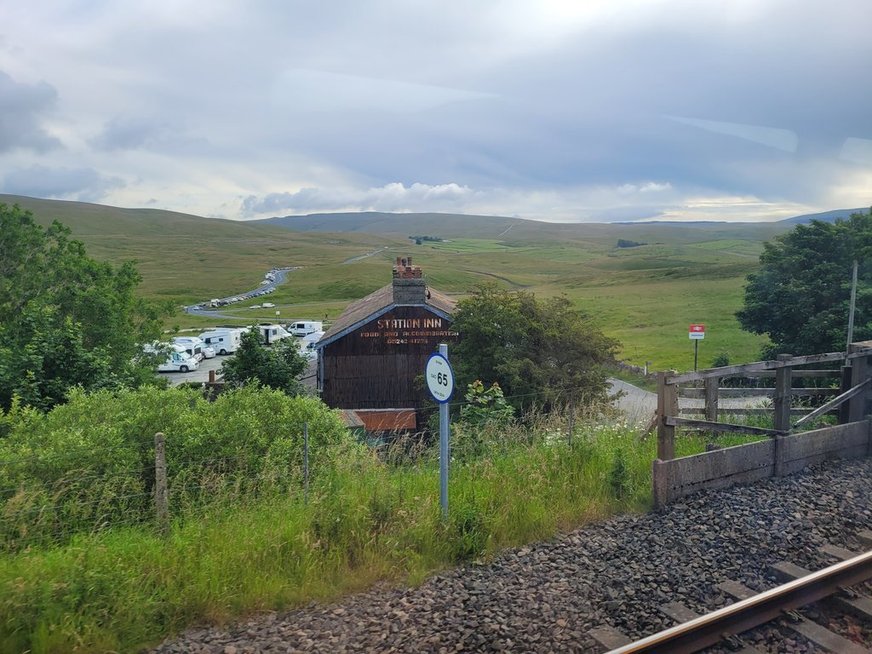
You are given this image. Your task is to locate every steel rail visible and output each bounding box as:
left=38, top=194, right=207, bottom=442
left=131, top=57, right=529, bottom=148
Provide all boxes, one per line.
left=606, top=550, right=872, bottom=654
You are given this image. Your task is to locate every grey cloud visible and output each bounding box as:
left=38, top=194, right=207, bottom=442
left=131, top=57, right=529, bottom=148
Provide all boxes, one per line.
left=2, top=165, right=124, bottom=202
left=90, top=116, right=170, bottom=151
left=242, top=182, right=474, bottom=216
left=4, top=1, right=871, bottom=220
left=90, top=116, right=213, bottom=155
left=0, top=71, right=62, bottom=153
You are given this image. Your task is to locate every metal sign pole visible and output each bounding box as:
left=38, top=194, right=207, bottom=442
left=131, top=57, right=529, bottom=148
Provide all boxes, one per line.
left=694, top=339, right=699, bottom=371
left=439, top=343, right=450, bottom=519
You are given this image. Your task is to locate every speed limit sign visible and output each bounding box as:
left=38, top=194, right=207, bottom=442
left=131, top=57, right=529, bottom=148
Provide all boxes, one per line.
left=426, top=352, right=454, bottom=403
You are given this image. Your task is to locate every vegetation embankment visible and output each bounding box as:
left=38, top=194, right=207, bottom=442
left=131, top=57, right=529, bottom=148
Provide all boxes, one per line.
left=0, top=383, right=755, bottom=654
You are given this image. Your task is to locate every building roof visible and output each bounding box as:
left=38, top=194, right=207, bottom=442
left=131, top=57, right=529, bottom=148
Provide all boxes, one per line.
left=352, top=409, right=417, bottom=432
left=317, top=282, right=456, bottom=348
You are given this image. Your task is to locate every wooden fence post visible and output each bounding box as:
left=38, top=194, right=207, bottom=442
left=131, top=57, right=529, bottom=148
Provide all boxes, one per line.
left=848, top=345, right=870, bottom=422
left=303, top=422, right=309, bottom=505
left=657, top=372, right=676, bottom=461
left=704, top=376, right=719, bottom=422
left=154, top=432, right=169, bottom=536
left=567, top=393, right=575, bottom=446
left=839, top=364, right=853, bottom=424
left=773, top=354, right=793, bottom=432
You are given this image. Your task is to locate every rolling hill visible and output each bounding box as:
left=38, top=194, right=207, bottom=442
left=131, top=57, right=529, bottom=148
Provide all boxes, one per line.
left=777, top=207, right=867, bottom=225
left=1, top=194, right=806, bottom=369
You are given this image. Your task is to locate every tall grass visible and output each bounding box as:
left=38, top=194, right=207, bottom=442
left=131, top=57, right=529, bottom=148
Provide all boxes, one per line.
left=0, top=389, right=732, bottom=653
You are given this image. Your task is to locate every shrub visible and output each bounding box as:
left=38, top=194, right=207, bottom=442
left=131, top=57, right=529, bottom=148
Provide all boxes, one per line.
left=0, top=386, right=349, bottom=550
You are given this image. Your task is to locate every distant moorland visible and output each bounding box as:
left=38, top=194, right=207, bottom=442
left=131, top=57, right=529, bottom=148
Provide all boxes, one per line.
left=2, top=194, right=809, bottom=370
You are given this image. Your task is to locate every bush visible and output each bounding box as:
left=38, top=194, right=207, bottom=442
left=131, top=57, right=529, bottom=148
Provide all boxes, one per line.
left=0, top=386, right=349, bottom=550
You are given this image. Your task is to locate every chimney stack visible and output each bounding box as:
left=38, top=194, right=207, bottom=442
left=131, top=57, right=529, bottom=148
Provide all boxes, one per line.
left=392, top=256, right=426, bottom=304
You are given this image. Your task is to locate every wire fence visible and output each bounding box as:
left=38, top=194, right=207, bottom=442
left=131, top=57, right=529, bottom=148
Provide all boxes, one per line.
left=0, top=422, right=318, bottom=552
left=0, top=382, right=634, bottom=553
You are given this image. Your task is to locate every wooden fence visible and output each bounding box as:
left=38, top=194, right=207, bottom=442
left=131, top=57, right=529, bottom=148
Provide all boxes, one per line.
left=653, top=341, right=872, bottom=507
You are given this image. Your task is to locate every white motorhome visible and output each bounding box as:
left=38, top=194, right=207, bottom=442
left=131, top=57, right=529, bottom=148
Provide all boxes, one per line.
left=288, top=320, right=323, bottom=337
left=257, top=323, right=292, bottom=345
left=146, top=343, right=200, bottom=373
left=172, top=336, right=215, bottom=360
left=199, top=328, right=244, bottom=355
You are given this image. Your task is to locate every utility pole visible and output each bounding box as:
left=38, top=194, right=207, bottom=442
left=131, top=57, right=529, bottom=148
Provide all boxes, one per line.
left=847, top=259, right=858, bottom=351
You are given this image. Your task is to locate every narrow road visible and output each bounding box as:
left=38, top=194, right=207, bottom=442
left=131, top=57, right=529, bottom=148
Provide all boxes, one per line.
left=342, top=246, right=389, bottom=264
left=183, top=267, right=297, bottom=318
left=608, top=378, right=770, bottom=424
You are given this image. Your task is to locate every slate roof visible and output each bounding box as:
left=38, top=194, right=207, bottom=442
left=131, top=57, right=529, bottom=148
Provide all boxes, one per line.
left=317, top=283, right=456, bottom=347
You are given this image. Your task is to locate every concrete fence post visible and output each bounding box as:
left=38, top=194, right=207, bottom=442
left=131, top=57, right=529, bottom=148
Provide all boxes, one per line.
left=154, top=432, right=169, bottom=536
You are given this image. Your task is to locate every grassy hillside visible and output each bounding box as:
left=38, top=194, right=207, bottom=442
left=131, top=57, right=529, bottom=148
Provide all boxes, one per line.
left=2, top=195, right=795, bottom=370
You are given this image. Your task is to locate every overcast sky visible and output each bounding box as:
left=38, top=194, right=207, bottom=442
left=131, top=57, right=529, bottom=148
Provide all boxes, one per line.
left=1, top=1, right=871, bottom=222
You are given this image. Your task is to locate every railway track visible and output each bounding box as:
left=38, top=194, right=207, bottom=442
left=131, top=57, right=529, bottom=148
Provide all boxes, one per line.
left=591, top=532, right=872, bottom=654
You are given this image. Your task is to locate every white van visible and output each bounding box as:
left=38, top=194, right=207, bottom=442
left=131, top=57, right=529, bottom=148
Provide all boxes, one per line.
left=199, top=328, right=243, bottom=355
left=288, top=321, right=323, bottom=337
left=146, top=344, right=200, bottom=373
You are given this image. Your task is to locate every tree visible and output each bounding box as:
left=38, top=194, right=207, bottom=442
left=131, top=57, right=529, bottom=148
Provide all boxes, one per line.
left=451, top=285, right=619, bottom=412
left=221, top=328, right=308, bottom=394
left=0, top=203, right=169, bottom=410
left=736, top=208, right=872, bottom=358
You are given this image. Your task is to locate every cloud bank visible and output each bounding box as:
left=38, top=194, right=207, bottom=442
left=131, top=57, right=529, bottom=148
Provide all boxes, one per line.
left=0, top=1, right=869, bottom=220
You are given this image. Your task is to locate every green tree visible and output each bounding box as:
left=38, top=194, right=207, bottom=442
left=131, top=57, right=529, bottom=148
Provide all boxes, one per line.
left=451, top=285, right=619, bottom=412
left=0, top=204, right=170, bottom=410
left=736, top=208, right=872, bottom=357
left=221, top=328, right=308, bottom=394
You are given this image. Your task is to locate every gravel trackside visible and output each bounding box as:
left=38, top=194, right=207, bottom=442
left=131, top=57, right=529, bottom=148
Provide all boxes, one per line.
left=150, top=458, right=872, bottom=653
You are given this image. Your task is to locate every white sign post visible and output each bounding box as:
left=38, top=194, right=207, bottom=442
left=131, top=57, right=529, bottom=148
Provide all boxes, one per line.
left=426, top=344, right=454, bottom=518
left=689, top=323, right=705, bottom=371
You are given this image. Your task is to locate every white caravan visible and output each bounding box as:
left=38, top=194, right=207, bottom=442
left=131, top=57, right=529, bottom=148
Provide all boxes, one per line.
left=288, top=320, right=323, bottom=337
left=257, top=323, right=292, bottom=345
left=199, top=328, right=244, bottom=355
left=297, top=330, right=324, bottom=360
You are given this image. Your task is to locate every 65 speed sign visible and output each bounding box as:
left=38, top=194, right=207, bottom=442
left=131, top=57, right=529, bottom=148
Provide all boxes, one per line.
left=425, top=353, right=455, bottom=403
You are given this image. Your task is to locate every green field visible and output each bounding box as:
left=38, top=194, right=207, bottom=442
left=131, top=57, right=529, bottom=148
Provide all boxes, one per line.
left=3, top=194, right=791, bottom=371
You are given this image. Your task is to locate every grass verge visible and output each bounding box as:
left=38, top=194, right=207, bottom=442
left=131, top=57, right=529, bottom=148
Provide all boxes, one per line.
left=0, top=415, right=756, bottom=653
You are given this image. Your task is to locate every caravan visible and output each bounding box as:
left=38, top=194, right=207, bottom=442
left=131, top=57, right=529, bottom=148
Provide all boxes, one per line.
left=288, top=320, right=323, bottom=337
left=199, top=328, right=244, bottom=355
left=257, top=323, right=292, bottom=345
left=298, top=330, right=324, bottom=360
